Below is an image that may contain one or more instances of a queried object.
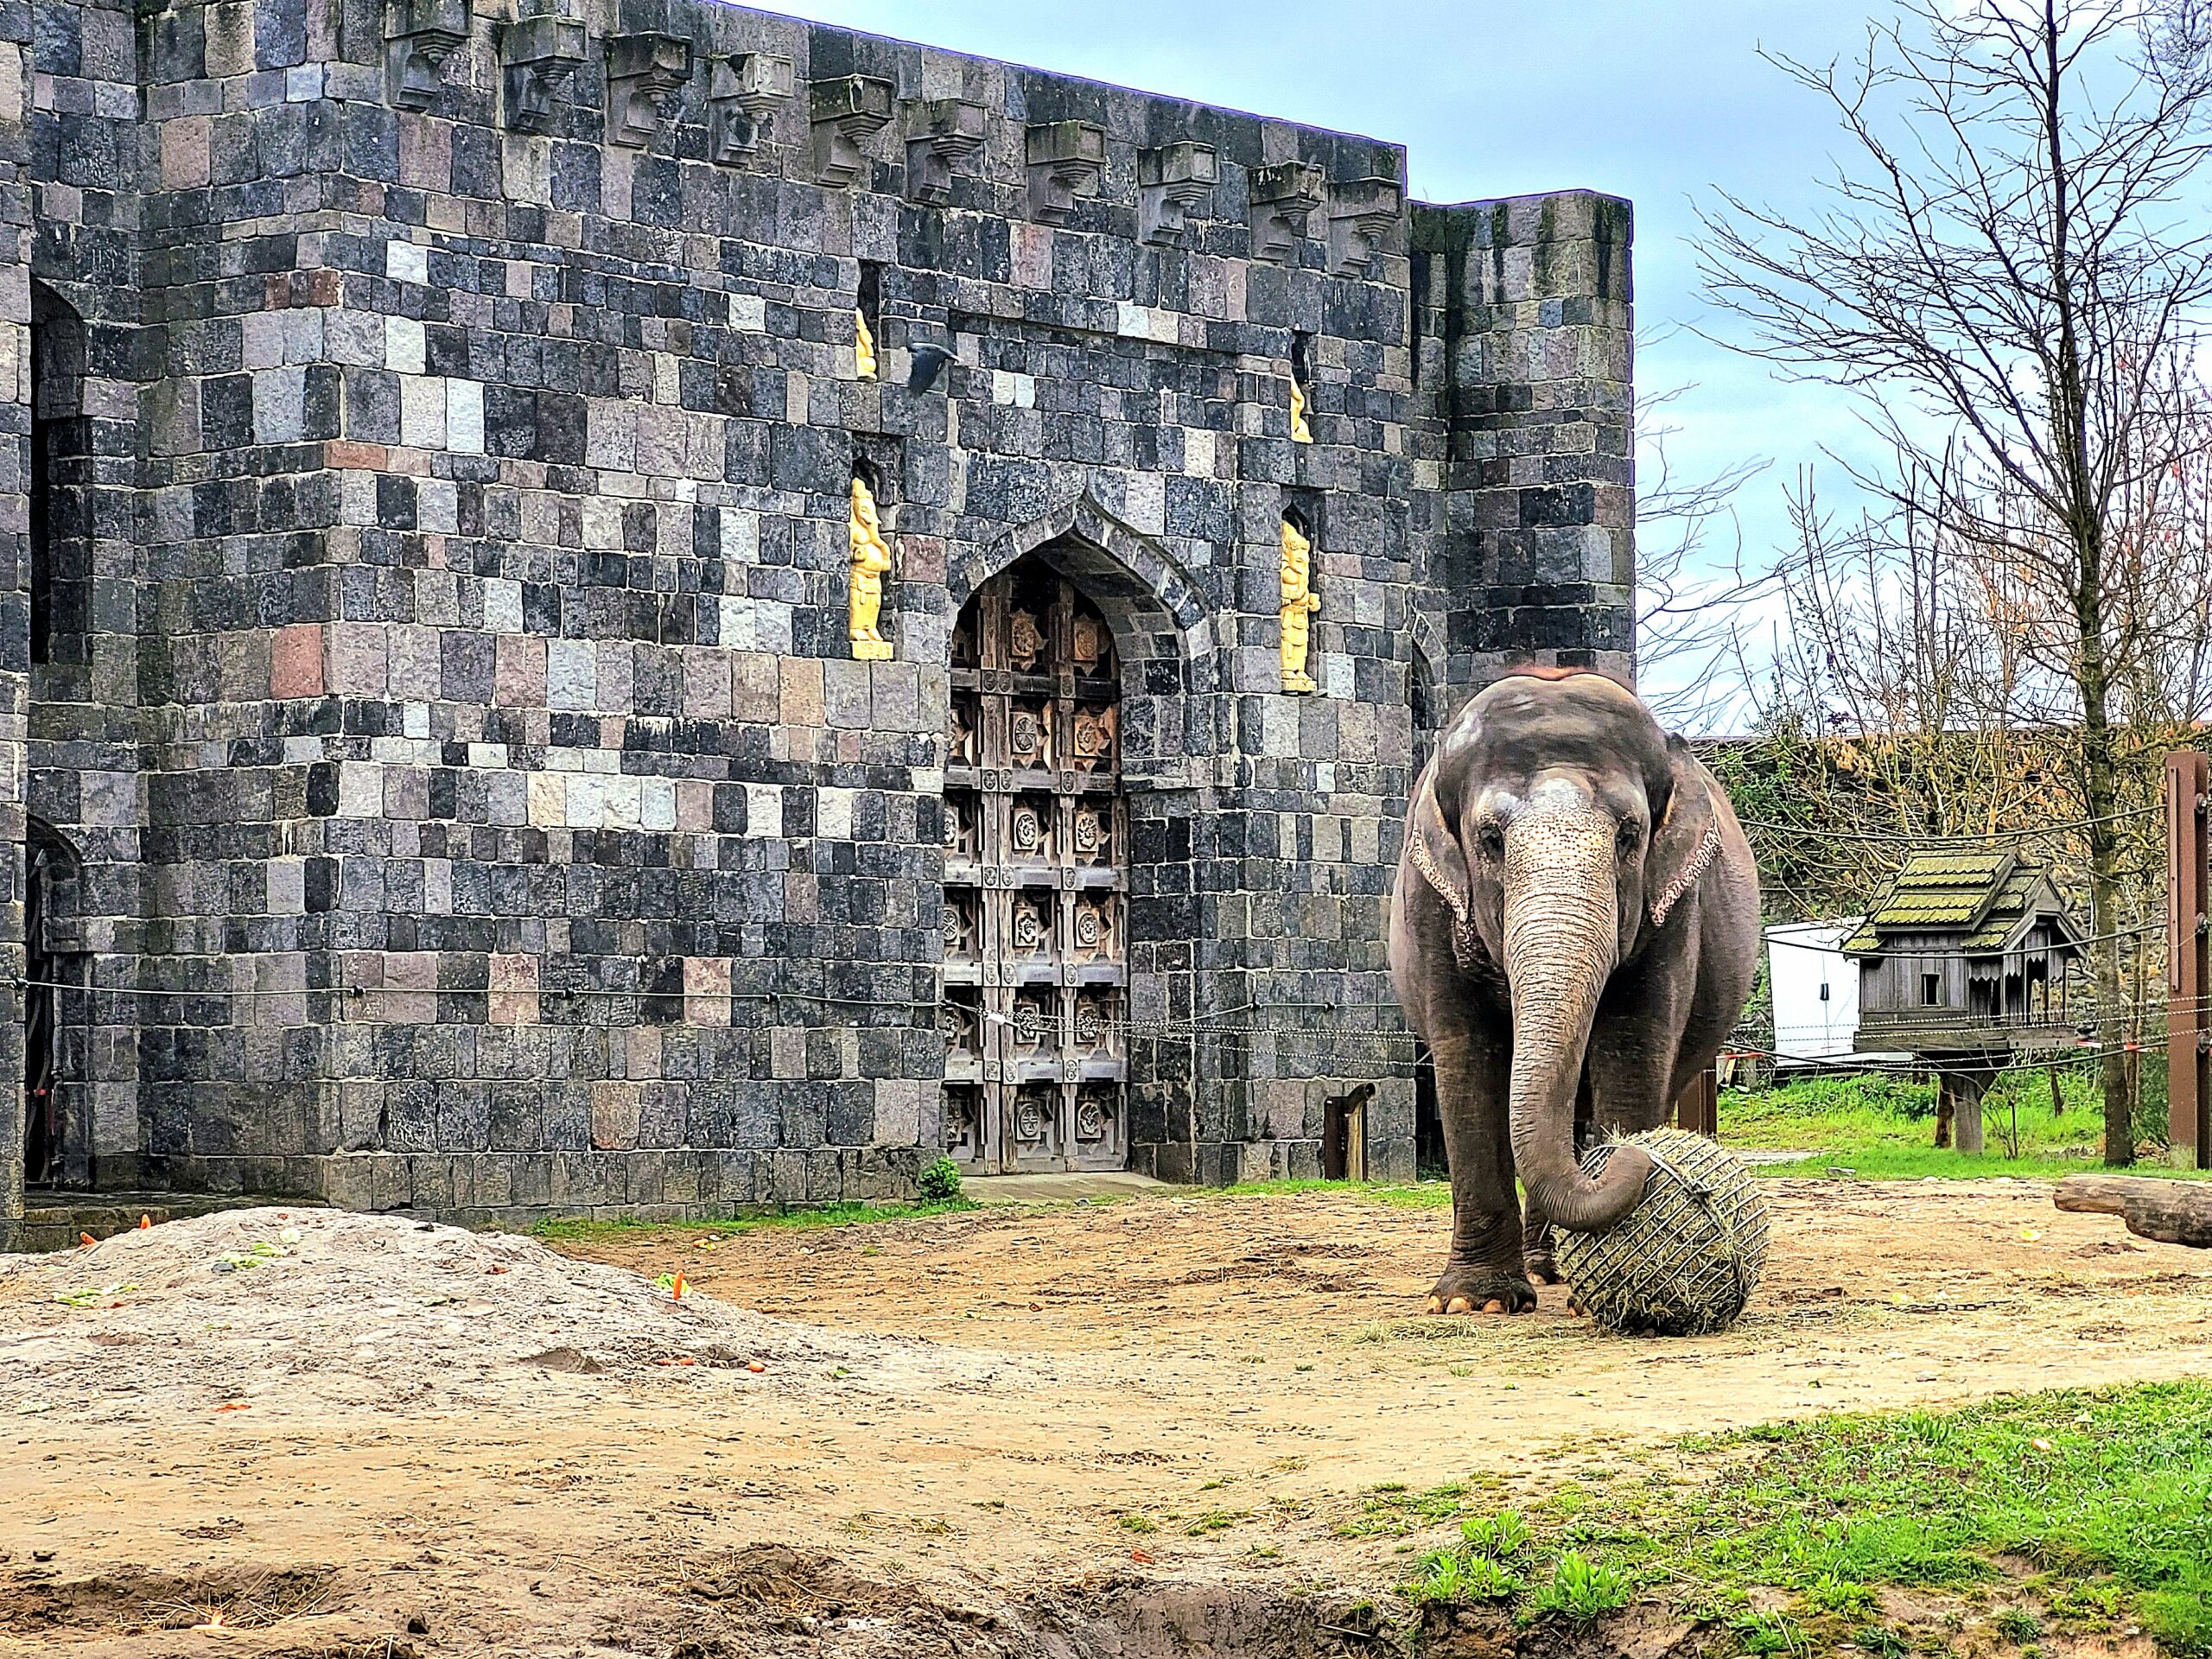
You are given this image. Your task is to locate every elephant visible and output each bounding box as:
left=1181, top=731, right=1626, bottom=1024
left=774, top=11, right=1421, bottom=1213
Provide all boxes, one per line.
left=1389, top=671, right=1761, bottom=1315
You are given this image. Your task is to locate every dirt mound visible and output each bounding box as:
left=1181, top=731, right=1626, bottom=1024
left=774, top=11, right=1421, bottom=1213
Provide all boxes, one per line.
left=0, top=1207, right=988, bottom=1423
left=608, top=1545, right=1396, bottom=1659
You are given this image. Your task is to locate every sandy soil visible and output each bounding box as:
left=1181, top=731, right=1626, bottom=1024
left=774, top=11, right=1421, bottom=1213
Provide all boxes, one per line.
left=1, top=1179, right=2207, bottom=1656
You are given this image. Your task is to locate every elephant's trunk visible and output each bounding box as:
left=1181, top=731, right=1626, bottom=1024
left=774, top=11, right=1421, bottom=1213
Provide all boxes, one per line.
left=1503, top=804, right=1651, bottom=1235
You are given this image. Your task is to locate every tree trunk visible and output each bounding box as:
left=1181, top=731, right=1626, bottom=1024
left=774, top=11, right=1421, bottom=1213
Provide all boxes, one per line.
left=2054, top=1175, right=2212, bottom=1248
left=2048, top=1064, right=2065, bottom=1117
left=2077, top=573, right=2133, bottom=1166
left=2039, top=5, right=2133, bottom=1169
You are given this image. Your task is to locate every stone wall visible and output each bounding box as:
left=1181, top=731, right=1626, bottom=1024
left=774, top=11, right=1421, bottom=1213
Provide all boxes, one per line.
left=2, top=0, right=1633, bottom=1234
left=1413, top=192, right=1636, bottom=710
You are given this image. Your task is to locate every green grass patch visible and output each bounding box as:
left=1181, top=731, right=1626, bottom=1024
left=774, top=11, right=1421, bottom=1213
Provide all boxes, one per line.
left=1390, top=1382, right=2212, bottom=1653
left=528, top=1198, right=976, bottom=1243
left=1335, top=1478, right=1503, bottom=1538
left=1725, top=1070, right=2212, bottom=1182
left=1212, top=1071, right=2209, bottom=1195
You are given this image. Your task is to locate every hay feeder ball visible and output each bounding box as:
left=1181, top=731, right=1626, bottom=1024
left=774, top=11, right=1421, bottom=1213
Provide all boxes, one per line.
left=1553, top=1128, right=1770, bottom=1336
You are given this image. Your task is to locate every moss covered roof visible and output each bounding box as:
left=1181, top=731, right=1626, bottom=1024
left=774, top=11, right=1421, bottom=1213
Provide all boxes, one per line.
left=1840, top=850, right=2081, bottom=956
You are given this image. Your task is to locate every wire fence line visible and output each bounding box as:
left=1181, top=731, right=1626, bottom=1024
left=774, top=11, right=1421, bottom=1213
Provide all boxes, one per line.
left=1735, top=804, right=2162, bottom=847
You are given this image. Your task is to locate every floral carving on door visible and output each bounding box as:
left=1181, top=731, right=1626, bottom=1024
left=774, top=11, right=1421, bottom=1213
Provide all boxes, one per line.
left=942, top=556, right=1128, bottom=1173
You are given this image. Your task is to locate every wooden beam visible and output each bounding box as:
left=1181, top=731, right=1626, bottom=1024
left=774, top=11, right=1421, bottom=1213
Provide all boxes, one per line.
left=2055, top=1174, right=2212, bottom=1249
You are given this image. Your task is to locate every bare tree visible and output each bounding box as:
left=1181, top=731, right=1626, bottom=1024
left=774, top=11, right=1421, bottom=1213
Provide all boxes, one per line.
left=1700, top=0, right=2212, bottom=1164
left=1745, top=442, right=2211, bottom=1034
left=1634, top=378, right=1773, bottom=730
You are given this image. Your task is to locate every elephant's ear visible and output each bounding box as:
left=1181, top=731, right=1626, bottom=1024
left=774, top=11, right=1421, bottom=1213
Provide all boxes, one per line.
left=1648, top=735, right=1724, bottom=929
left=1407, top=764, right=1472, bottom=929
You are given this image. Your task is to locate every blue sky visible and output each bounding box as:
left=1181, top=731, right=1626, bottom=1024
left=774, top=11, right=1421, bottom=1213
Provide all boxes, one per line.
left=763, top=0, right=1889, bottom=695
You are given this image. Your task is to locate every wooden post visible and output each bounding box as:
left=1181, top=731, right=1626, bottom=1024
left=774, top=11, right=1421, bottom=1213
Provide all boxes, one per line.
left=1674, top=1065, right=1719, bottom=1138
left=1953, top=1071, right=1986, bottom=1156
left=2169, top=752, right=2210, bottom=1170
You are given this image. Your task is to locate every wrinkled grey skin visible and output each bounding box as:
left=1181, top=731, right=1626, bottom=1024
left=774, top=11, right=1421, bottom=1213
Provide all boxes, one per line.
left=1389, top=674, right=1760, bottom=1314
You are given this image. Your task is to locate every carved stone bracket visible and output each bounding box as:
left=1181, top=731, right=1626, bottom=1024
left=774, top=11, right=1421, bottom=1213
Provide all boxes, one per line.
left=500, top=11, right=585, bottom=135
left=810, top=74, right=894, bottom=187
left=906, top=98, right=987, bottom=204
left=1138, top=142, right=1217, bottom=246
left=386, top=0, right=469, bottom=111
left=709, top=52, right=794, bottom=162
left=1327, top=176, right=1404, bottom=275
left=1025, top=121, right=1106, bottom=224
left=606, top=34, right=692, bottom=149
left=1249, top=161, right=1325, bottom=264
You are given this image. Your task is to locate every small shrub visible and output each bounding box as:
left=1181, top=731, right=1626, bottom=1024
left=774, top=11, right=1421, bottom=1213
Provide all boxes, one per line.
left=1851, top=1624, right=1909, bottom=1657
left=1994, top=1607, right=2042, bottom=1643
left=1802, top=1573, right=1878, bottom=1618
left=917, top=1155, right=963, bottom=1205
left=1896, top=1408, right=1962, bottom=1447
left=1528, top=1551, right=1631, bottom=1622
left=1461, top=1509, right=1532, bottom=1560
left=1405, top=1550, right=1518, bottom=1606
left=1728, top=1609, right=1803, bottom=1656
left=1758, top=1071, right=1938, bottom=1121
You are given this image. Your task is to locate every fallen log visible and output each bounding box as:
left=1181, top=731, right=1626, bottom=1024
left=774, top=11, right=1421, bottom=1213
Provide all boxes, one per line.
left=2053, top=1175, right=2212, bottom=1249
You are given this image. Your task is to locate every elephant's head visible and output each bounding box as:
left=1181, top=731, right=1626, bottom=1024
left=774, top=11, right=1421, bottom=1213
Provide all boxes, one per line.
left=1408, top=672, right=1722, bottom=1234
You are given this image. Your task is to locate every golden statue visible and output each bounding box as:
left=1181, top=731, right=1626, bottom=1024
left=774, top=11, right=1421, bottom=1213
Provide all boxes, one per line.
left=855, top=307, right=878, bottom=379
left=1279, top=514, right=1320, bottom=693
left=849, top=475, right=894, bottom=660
left=1288, top=373, right=1313, bottom=444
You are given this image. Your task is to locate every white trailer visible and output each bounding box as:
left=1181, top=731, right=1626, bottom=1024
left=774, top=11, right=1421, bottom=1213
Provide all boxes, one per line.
left=1765, top=920, right=1863, bottom=1067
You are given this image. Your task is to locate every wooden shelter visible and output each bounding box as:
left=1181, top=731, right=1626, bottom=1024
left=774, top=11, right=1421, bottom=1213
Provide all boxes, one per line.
left=1841, top=851, right=2086, bottom=1151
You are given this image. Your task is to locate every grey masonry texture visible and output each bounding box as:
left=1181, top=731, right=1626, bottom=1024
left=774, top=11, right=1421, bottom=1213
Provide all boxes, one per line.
left=0, top=0, right=1634, bottom=1237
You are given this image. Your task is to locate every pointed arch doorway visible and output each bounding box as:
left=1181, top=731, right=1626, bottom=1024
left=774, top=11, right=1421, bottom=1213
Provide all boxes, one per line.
left=943, top=551, right=1129, bottom=1174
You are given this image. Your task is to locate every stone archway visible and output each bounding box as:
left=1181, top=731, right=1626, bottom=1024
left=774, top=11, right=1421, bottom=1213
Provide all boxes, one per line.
left=942, top=553, right=1131, bottom=1173
left=937, top=498, right=1215, bottom=1179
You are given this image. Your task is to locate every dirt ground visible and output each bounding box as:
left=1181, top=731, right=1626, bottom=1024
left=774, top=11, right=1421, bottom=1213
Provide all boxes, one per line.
left=2, top=1179, right=2209, bottom=1657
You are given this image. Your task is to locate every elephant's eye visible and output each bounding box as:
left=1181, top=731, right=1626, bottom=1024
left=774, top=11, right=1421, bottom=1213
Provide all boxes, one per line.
left=1617, top=821, right=1643, bottom=855
left=1476, top=823, right=1505, bottom=861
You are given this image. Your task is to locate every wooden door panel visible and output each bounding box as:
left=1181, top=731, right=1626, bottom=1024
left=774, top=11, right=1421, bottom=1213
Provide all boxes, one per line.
left=944, top=556, right=1128, bottom=1174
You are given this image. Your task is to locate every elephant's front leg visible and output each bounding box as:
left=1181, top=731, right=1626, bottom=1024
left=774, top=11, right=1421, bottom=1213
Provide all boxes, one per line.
left=1583, top=932, right=1699, bottom=1143
left=1427, top=1020, right=1533, bottom=1315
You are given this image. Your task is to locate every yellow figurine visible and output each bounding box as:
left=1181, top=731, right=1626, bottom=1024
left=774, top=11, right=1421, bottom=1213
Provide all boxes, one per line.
left=1279, top=515, right=1320, bottom=693
left=1288, top=373, right=1313, bottom=444
left=849, top=475, right=894, bottom=660
left=855, top=308, right=878, bottom=379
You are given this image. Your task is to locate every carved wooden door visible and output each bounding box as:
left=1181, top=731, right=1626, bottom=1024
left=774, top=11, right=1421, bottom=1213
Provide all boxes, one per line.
left=943, top=556, right=1128, bottom=1174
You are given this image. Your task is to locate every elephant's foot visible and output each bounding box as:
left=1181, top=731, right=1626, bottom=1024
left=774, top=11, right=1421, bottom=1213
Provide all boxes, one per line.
left=1425, top=1265, right=1538, bottom=1316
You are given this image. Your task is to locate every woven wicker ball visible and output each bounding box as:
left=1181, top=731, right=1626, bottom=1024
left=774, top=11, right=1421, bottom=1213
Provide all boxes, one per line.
left=1552, top=1128, right=1770, bottom=1337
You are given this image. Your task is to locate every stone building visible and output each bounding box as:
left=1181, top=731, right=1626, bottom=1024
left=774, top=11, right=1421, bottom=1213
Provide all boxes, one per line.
left=0, top=0, right=1634, bottom=1238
